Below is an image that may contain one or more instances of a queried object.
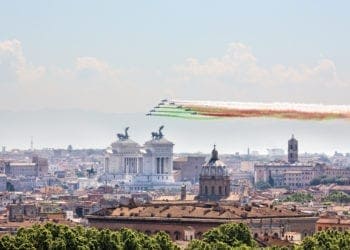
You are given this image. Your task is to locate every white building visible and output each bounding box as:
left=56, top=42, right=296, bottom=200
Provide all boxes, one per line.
left=143, top=137, right=174, bottom=183
left=104, top=127, right=183, bottom=191
left=105, top=137, right=144, bottom=182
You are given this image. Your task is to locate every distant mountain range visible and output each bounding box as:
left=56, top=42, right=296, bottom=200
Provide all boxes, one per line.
left=0, top=109, right=348, bottom=154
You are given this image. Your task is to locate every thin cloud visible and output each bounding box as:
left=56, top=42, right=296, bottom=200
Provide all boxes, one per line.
left=0, top=39, right=45, bottom=84
left=0, top=39, right=349, bottom=111
left=174, top=42, right=344, bottom=86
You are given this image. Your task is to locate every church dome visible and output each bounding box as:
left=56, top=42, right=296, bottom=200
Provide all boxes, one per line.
left=200, top=145, right=228, bottom=177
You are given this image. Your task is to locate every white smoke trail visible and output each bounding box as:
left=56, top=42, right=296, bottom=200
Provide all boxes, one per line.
left=172, top=100, right=350, bottom=115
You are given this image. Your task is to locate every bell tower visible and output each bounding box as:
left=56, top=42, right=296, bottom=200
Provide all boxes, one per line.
left=288, top=134, right=298, bottom=164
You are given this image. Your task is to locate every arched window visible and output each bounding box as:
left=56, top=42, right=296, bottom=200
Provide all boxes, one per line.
left=174, top=231, right=181, bottom=240
left=211, top=186, right=215, bottom=195
left=219, top=186, right=222, bottom=195
left=224, top=186, right=228, bottom=195
left=205, top=186, right=208, bottom=195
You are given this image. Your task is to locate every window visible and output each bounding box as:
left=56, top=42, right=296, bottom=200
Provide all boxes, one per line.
left=205, top=186, right=208, bottom=195
left=211, top=186, right=215, bottom=195
left=161, top=158, right=164, bottom=174
left=156, top=158, right=160, bottom=174
left=174, top=231, right=180, bottom=241
left=219, top=186, right=222, bottom=195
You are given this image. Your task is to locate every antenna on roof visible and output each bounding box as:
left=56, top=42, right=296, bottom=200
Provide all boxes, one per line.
left=30, top=136, right=34, bottom=151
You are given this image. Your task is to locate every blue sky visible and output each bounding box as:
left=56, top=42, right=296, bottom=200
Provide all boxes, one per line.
left=0, top=1, right=350, bottom=152
left=1, top=1, right=349, bottom=71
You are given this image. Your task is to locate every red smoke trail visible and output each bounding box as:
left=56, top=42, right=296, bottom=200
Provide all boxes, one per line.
left=188, top=106, right=349, bottom=120
left=150, top=99, right=350, bottom=120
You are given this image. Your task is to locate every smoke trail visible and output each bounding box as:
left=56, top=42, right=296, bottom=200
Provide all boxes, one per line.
left=147, top=100, right=350, bottom=120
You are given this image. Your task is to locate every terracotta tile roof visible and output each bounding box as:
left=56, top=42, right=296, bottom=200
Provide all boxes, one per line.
left=317, top=218, right=350, bottom=225
left=108, top=203, right=307, bottom=219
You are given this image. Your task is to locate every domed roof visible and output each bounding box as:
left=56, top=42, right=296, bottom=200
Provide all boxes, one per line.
left=200, top=145, right=228, bottom=177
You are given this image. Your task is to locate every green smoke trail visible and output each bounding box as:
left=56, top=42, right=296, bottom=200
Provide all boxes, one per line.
left=151, top=105, right=218, bottom=120
left=150, top=112, right=217, bottom=120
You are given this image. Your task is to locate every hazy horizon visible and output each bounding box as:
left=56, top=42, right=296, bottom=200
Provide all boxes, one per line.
left=1, top=1, right=349, bottom=155
left=0, top=109, right=349, bottom=155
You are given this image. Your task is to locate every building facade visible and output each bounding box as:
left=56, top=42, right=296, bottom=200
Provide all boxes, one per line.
left=104, top=127, right=183, bottom=191
left=87, top=203, right=318, bottom=241
left=173, top=156, right=206, bottom=183
left=254, top=135, right=350, bottom=189
left=4, top=156, right=48, bottom=177
left=254, top=162, right=315, bottom=188
left=316, top=216, right=350, bottom=232
left=255, top=135, right=313, bottom=188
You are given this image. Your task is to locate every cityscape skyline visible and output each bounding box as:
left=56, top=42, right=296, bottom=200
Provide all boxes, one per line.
left=1, top=2, right=350, bottom=247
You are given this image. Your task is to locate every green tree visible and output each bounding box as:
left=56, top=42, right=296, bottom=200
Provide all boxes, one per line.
left=51, top=238, right=66, bottom=250
left=301, top=236, right=317, bottom=250
left=201, top=223, right=255, bottom=247
left=186, top=240, right=211, bottom=250
left=325, top=191, right=350, bottom=203
left=153, top=231, right=179, bottom=250
left=283, top=192, right=314, bottom=203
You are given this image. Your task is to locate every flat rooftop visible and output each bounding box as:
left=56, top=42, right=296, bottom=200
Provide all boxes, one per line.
left=9, top=162, right=36, bottom=167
